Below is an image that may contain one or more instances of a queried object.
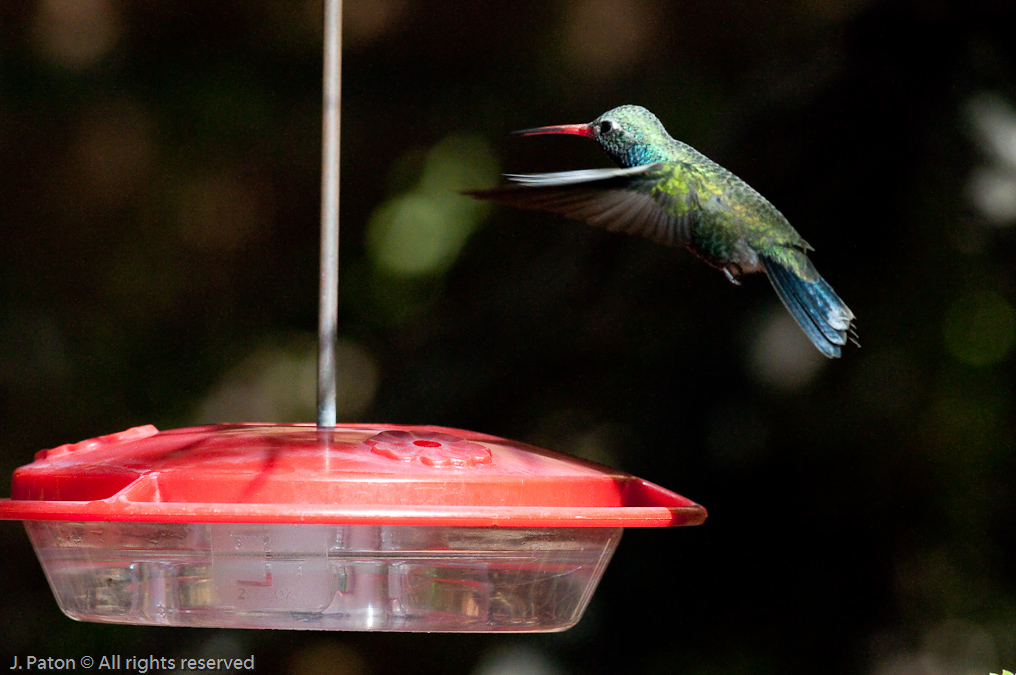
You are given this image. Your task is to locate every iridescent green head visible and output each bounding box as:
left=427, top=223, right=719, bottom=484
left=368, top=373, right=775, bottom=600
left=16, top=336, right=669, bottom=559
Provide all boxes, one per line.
left=588, top=105, right=674, bottom=167
left=511, top=104, right=675, bottom=168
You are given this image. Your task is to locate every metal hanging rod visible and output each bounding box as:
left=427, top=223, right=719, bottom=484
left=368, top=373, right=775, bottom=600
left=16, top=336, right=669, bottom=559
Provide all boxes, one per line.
left=317, top=0, right=342, bottom=427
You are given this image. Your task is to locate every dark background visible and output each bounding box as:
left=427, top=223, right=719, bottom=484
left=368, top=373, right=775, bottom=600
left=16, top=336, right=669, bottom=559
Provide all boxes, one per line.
left=2, top=1, right=1016, bottom=673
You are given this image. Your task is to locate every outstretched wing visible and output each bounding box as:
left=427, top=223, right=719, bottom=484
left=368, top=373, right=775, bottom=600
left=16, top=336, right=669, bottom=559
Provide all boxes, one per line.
left=467, top=164, right=700, bottom=248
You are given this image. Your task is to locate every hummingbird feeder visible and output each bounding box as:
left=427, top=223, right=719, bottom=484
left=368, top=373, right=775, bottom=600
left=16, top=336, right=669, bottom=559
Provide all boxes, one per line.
left=0, top=0, right=705, bottom=632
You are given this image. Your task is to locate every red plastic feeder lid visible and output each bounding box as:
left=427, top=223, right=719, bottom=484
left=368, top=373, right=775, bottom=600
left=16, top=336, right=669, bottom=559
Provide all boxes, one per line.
left=0, top=424, right=706, bottom=528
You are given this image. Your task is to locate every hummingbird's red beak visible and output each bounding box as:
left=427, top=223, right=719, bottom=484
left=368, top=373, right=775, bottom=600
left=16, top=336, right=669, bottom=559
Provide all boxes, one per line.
left=509, top=123, right=595, bottom=139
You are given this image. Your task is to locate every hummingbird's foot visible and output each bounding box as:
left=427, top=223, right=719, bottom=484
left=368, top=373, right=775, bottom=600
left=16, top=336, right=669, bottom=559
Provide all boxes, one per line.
left=723, top=264, right=743, bottom=286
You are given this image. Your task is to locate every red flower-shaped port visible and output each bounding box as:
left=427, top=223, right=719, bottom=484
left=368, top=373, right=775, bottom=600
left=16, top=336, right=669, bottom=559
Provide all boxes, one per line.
left=365, top=430, right=492, bottom=468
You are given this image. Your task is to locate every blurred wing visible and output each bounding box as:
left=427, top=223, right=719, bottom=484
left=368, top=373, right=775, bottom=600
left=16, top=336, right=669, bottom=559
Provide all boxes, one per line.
left=468, top=164, right=698, bottom=247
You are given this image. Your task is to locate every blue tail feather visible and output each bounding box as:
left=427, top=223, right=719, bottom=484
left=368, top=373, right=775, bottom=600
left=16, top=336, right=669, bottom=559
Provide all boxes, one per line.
left=761, top=256, right=855, bottom=359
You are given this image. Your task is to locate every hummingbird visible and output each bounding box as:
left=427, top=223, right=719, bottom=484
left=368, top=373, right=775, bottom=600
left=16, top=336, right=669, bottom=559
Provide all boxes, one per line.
left=468, top=105, right=856, bottom=358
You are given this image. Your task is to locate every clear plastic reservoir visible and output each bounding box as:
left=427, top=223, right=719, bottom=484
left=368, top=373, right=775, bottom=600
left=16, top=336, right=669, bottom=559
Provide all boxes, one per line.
left=26, top=521, right=619, bottom=631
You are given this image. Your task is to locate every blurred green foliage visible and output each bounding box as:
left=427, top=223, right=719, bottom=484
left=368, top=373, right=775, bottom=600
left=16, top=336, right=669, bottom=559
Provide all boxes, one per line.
left=367, top=133, right=497, bottom=276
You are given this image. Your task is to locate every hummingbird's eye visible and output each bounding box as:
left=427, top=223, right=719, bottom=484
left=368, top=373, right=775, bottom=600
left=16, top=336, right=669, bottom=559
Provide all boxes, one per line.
left=598, top=120, right=615, bottom=134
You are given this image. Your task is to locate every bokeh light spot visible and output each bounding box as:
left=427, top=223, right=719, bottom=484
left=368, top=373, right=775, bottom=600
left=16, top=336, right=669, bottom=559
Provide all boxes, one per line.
left=748, top=307, right=826, bottom=390
left=195, top=335, right=378, bottom=424
left=943, top=290, right=1016, bottom=366
left=560, top=0, right=653, bottom=78
left=287, top=641, right=367, bottom=675
left=966, top=93, right=1016, bottom=226
left=966, top=165, right=1016, bottom=224
left=345, top=0, right=407, bottom=47
left=176, top=170, right=269, bottom=251
left=33, top=0, right=121, bottom=70
left=967, top=94, right=1016, bottom=172
left=75, top=100, right=156, bottom=205
left=471, top=645, right=564, bottom=675
left=367, top=134, right=498, bottom=277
